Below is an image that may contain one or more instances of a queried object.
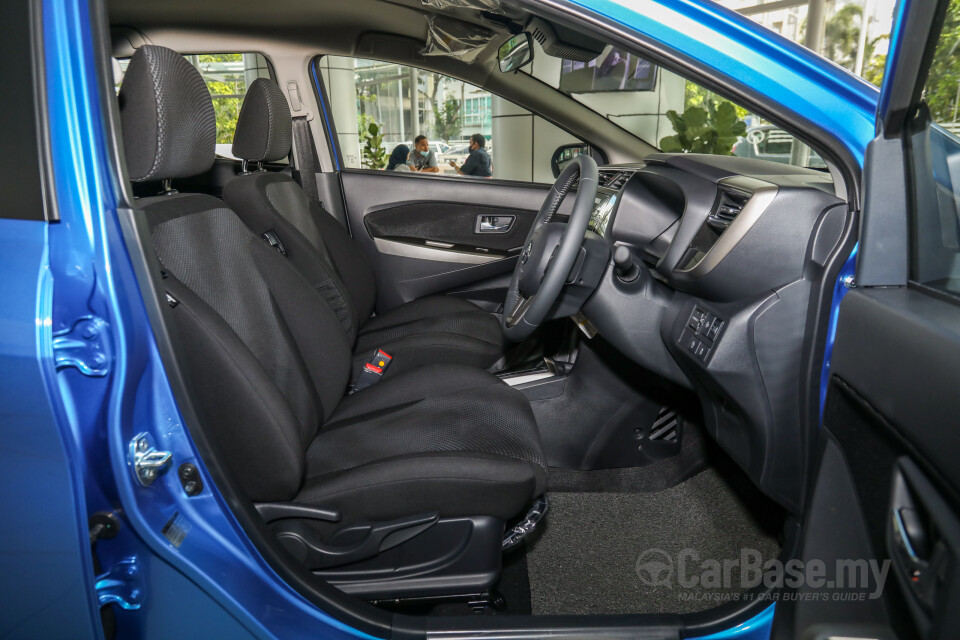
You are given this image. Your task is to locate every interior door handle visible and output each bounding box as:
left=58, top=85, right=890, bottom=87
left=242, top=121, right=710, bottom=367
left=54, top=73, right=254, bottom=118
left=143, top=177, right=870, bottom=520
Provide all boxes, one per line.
left=476, top=214, right=515, bottom=233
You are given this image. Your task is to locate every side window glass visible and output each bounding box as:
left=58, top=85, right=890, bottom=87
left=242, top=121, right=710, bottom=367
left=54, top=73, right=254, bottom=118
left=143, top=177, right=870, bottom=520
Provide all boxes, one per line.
left=317, top=56, right=585, bottom=183
left=911, top=0, right=960, bottom=295
left=114, top=52, right=272, bottom=159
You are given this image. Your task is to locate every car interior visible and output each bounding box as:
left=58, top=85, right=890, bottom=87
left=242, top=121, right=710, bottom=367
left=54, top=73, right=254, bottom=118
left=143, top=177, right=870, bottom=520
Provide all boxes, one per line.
left=104, top=0, right=855, bottom=628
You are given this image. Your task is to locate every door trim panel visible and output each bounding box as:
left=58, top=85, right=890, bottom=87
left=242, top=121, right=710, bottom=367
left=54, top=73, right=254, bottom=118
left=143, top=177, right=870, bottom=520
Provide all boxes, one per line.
left=341, top=171, right=573, bottom=311
left=373, top=238, right=503, bottom=264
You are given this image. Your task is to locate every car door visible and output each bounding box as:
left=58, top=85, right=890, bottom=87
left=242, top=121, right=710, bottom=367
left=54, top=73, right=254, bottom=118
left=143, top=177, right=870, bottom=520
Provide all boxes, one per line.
left=776, top=1, right=960, bottom=638
left=311, top=55, right=589, bottom=313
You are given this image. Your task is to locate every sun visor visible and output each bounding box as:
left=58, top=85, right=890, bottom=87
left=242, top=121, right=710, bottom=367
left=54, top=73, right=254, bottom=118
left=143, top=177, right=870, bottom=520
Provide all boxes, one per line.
left=420, top=14, right=496, bottom=63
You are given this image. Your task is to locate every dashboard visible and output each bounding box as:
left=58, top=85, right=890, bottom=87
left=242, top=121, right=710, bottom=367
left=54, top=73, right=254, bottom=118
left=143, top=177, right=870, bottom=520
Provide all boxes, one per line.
left=580, top=153, right=846, bottom=512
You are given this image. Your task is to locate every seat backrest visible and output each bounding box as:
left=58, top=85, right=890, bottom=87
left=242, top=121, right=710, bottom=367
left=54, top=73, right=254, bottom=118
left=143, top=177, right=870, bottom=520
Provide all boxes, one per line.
left=119, top=46, right=352, bottom=502
left=223, top=79, right=377, bottom=341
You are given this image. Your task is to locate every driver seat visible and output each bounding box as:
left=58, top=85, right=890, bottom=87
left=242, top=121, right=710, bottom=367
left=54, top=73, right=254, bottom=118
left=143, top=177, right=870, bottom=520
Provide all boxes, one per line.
left=222, top=79, right=505, bottom=378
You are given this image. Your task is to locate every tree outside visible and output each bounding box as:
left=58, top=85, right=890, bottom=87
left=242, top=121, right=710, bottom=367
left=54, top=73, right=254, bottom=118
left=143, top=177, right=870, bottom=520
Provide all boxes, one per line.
left=660, top=82, right=749, bottom=155
left=434, top=97, right=462, bottom=142
left=922, top=0, right=960, bottom=123
left=660, top=101, right=747, bottom=155
left=197, top=53, right=246, bottom=144
left=817, top=0, right=960, bottom=123
left=821, top=4, right=874, bottom=71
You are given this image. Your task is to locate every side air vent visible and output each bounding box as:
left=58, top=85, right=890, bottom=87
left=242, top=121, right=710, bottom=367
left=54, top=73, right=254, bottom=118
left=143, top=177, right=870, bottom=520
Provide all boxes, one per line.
left=707, top=188, right=751, bottom=229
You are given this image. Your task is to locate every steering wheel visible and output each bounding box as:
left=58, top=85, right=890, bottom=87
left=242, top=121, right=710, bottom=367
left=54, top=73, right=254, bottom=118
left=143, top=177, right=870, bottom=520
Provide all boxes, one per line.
left=502, top=155, right=598, bottom=341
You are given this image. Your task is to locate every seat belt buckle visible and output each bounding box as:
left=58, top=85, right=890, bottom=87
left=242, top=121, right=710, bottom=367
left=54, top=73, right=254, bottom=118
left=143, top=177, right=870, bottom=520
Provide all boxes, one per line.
left=370, top=349, right=392, bottom=370
left=350, top=349, right=393, bottom=394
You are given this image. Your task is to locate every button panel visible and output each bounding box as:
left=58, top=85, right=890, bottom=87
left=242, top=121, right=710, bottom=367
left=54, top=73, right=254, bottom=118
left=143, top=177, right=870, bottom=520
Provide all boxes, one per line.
left=679, top=305, right=724, bottom=364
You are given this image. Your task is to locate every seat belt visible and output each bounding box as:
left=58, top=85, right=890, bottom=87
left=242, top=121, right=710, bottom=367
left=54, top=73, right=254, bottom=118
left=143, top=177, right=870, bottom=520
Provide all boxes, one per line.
left=350, top=349, right=393, bottom=394
left=291, top=115, right=321, bottom=203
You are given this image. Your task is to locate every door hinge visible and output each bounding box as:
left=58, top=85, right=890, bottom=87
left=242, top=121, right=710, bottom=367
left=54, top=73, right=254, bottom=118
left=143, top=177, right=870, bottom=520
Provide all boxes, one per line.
left=94, top=556, right=143, bottom=610
left=129, top=432, right=172, bottom=486
left=52, top=315, right=111, bottom=376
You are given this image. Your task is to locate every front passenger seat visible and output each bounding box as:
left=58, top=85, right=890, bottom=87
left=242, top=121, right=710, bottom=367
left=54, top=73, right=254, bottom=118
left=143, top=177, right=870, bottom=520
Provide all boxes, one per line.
left=223, top=79, right=505, bottom=379
left=119, top=45, right=546, bottom=600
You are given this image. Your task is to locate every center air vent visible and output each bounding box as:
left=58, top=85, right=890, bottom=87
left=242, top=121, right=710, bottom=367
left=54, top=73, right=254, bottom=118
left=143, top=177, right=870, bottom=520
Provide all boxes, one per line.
left=707, top=189, right=751, bottom=228
left=598, top=170, right=633, bottom=190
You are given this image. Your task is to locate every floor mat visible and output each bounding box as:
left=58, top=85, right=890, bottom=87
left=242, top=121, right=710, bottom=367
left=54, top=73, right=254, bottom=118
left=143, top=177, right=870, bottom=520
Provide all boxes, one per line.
left=525, top=467, right=782, bottom=615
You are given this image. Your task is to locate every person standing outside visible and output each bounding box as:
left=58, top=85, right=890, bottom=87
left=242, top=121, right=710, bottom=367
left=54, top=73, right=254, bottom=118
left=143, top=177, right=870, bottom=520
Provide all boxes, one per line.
left=449, top=133, right=492, bottom=178
left=407, top=135, right=440, bottom=173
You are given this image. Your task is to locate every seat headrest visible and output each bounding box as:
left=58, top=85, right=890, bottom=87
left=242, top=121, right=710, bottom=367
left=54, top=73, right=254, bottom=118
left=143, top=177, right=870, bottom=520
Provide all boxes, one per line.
left=118, top=45, right=216, bottom=182
left=232, top=79, right=293, bottom=163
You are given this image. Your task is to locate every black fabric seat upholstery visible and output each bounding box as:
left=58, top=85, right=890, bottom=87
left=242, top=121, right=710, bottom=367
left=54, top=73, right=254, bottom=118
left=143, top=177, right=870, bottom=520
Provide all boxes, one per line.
left=222, top=79, right=504, bottom=379
left=302, top=364, right=545, bottom=525
left=118, top=46, right=544, bottom=535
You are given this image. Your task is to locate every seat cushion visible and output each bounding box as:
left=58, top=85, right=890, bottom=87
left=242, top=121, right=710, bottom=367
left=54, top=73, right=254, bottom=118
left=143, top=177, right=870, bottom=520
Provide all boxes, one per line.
left=299, top=364, right=545, bottom=524
left=353, top=296, right=504, bottom=378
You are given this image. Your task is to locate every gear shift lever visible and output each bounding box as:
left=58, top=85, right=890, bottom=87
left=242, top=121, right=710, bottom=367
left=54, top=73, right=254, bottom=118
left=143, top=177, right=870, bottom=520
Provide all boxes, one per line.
left=613, top=245, right=641, bottom=282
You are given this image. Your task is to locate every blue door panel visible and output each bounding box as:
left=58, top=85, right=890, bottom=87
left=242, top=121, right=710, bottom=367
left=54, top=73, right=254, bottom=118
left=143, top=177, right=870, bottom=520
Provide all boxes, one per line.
left=0, top=220, right=100, bottom=639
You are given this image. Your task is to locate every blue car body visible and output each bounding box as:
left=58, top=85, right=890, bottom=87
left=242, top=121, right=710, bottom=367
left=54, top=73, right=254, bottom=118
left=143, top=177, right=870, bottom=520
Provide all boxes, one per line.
left=0, top=0, right=892, bottom=637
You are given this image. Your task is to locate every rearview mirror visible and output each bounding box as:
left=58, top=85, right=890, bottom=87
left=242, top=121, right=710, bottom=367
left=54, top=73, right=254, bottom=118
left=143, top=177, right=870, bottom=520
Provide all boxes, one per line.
left=498, top=33, right=533, bottom=73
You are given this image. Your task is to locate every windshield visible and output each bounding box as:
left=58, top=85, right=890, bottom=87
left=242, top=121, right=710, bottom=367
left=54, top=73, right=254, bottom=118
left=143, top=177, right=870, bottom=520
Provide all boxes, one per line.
left=520, top=0, right=899, bottom=168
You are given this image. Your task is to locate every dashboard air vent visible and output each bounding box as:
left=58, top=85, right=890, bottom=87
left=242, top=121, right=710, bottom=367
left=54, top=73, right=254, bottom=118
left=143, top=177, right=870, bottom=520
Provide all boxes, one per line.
left=598, top=170, right=632, bottom=190
left=707, top=189, right=750, bottom=228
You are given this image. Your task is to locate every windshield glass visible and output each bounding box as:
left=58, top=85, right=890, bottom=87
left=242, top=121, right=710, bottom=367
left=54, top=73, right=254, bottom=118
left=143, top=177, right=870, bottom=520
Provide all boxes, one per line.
left=717, top=0, right=896, bottom=87
left=523, top=39, right=828, bottom=167
left=520, top=0, right=898, bottom=167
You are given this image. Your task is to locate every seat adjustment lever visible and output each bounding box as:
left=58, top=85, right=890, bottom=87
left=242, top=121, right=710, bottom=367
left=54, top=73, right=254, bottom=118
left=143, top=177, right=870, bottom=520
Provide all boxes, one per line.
left=273, top=512, right=440, bottom=570
left=256, top=502, right=341, bottom=523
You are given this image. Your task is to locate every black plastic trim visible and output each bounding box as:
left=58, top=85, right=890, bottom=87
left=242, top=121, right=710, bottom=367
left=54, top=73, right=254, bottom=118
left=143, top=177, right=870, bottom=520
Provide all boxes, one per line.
left=856, top=134, right=908, bottom=287
left=3, top=0, right=55, bottom=221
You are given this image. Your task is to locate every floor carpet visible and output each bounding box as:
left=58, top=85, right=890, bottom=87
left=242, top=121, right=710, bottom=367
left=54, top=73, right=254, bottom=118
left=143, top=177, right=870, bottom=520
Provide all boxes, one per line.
left=525, top=467, right=782, bottom=615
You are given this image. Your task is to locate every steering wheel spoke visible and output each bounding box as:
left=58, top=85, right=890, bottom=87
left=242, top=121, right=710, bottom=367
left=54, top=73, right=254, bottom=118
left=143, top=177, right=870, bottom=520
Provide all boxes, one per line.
left=505, top=294, right=534, bottom=328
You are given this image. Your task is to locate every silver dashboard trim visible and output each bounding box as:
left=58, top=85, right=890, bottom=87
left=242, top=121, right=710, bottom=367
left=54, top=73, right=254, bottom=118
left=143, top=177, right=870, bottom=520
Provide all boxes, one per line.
left=674, top=176, right=778, bottom=278
left=373, top=238, right=502, bottom=264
